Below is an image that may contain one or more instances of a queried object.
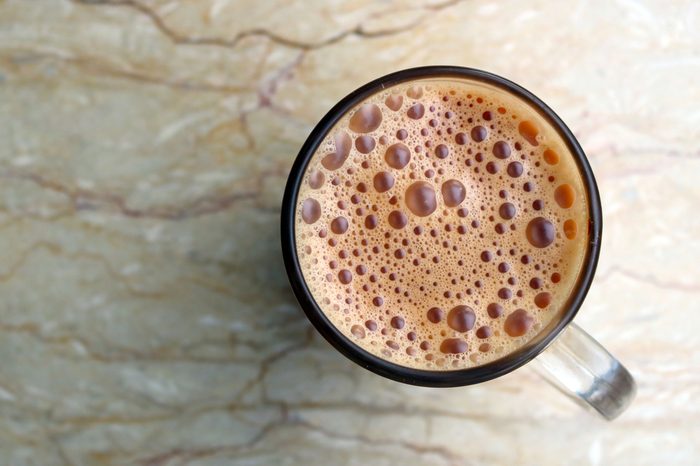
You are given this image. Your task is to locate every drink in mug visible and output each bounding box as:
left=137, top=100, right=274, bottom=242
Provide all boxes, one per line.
left=282, top=67, right=635, bottom=419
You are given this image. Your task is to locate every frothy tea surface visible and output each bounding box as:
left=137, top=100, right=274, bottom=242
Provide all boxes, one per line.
left=294, top=77, right=589, bottom=370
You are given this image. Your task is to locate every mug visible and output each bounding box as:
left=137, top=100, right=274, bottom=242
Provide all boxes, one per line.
left=281, top=66, right=636, bottom=420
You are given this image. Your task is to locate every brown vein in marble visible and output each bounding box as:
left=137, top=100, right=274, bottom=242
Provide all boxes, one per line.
left=257, top=51, right=305, bottom=109
left=597, top=265, right=700, bottom=292
left=123, top=349, right=321, bottom=465
left=233, top=326, right=315, bottom=403
left=0, top=319, right=260, bottom=365
left=73, top=0, right=467, bottom=51
left=0, top=51, right=250, bottom=95
left=294, top=418, right=460, bottom=466
left=54, top=396, right=524, bottom=430
left=1, top=170, right=260, bottom=220
left=133, top=415, right=284, bottom=466
left=131, top=405, right=460, bottom=466
left=0, top=240, right=164, bottom=297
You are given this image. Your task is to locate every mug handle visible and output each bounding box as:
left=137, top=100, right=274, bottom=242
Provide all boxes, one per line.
left=529, top=322, right=636, bottom=420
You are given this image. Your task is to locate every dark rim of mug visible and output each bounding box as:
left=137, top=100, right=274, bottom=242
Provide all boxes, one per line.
left=281, top=66, right=602, bottom=387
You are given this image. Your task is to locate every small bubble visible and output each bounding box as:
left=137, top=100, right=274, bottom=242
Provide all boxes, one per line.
left=427, top=307, right=444, bottom=323
left=507, top=161, right=523, bottom=178
left=388, top=210, right=408, bottom=229
left=391, top=316, right=405, bottom=329
left=435, top=144, right=449, bottom=158
left=407, top=103, right=425, bottom=119
left=331, top=216, right=349, bottom=234
left=471, top=126, right=488, bottom=142
left=493, top=141, right=511, bottom=159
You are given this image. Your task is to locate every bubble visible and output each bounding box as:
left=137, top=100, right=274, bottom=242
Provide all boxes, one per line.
left=441, top=179, right=466, bottom=207
left=455, top=133, right=468, bottom=145
left=532, top=199, right=543, bottom=211
left=356, top=264, right=367, bottom=275
left=396, top=129, right=408, bottom=140
left=499, top=202, right=516, bottom=220
left=486, top=303, right=503, bottom=319
left=406, top=85, right=423, bottom=99
left=386, top=341, right=399, bottom=350
left=551, top=273, right=561, bottom=283
left=498, top=262, right=510, bottom=273
left=301, top=198, right=321, bottom=224
left=564, top=219, right=577, bottom=239
left=405, top=181, right=437, bottom=217
left=365, top=320, right=377, bottom=331
left=554, top=184, right=575, bottom=208
left=351, top=325, right=366, bottom=338
left=349, top=104, right=382, bottom=133
left=544, top=148, right=559, bottom=165
left=308, top=170, right=325, bottom=189
left=526, top=217, right=555, bottom=248
left=435, top=144, right=449, bottom=158
left=504, top=309, right=534, bottom=337
left=440, top=338, right=468, bottom=354
left=471, top=126, right=488, bottom=142
left=321, top=131, right=352, bottom=170
left=507, top=161, right=523, bottom=178
left=482, top=111, right=493, bottom=121
left=373, top=296, right=384, bottom=307
left=385, top=143, right=411, bottom=169
left=338, top=269, right=352, bottom=284
left=529, top=277, right=543, bottom=289
left=427, top=307, right=444, bottom=323
left=388, top=210, right=408, bottom=229
left=486, top=161, right=499, bottom=174
left=479, top=343, right=491, bottom=353
left=355, top=135, right=376, bottom=154
left=518, top=120, right=539, bottom=146
left=331, top=216, right=349, bottom=234
left=535, top=292, right=552, bottom=309
left=480, top=250, right=493, bottom=262
left=391, top=316, right=405, bottom=329
left=476, top=326, right=492, bottom=339
left=407, top=103, right=425, bottom=119
left=373, top=171, right=395, bottom=192
left=493, top=141, right=511, bottom=159
left=447, top=305, right=476, bottom=332
left=498, top=288, right=512, bottom=299
left=365, top=215, right=377, bottom=229
left=385, top=94, right=403, bottom=111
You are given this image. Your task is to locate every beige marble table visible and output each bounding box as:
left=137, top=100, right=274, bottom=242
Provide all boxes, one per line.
left=0, top=0, right=698, bottom=464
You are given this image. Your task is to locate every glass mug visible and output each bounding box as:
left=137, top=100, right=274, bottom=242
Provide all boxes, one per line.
left=281, top=67, right=636, bottom=420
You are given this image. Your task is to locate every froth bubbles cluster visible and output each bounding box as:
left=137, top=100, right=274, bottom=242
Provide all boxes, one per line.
left=295, top=79, right=588, bottom=370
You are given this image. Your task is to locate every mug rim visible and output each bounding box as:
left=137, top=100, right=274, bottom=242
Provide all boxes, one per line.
left=281, top=66, right=602, bottom=387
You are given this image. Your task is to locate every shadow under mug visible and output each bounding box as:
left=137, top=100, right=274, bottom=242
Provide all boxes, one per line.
left=281, top=66, right=636, bottom=420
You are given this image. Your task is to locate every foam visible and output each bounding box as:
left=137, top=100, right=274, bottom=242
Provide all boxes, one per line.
left=294, top=77, right=589, bottom=370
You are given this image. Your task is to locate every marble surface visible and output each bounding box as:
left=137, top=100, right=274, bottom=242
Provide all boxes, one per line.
left=0, top=0, right=698, bottom=464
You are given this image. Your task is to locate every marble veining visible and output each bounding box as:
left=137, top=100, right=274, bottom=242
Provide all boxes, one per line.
left=0, top=0, right=698, bottom=464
